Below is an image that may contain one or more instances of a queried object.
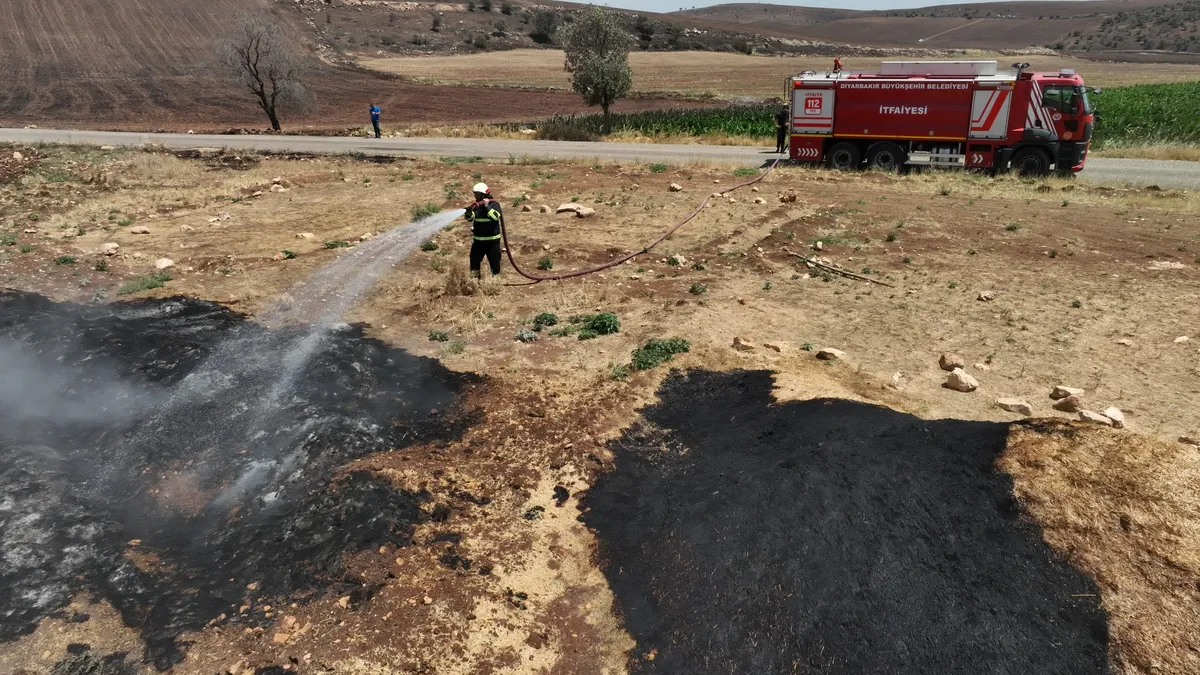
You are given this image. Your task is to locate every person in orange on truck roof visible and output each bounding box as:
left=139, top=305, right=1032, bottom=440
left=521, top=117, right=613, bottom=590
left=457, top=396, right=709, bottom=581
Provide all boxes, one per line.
left=833, top=58, right=843, bottom=74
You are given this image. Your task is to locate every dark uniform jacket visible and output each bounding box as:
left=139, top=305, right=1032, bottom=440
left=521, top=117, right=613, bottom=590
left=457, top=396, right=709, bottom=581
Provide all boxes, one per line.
left=466, top=199, right=503, bottom=241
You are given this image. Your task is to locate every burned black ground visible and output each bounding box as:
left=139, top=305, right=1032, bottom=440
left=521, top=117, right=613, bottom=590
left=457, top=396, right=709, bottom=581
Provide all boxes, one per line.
left=0, top=291, right=476, bottom=669
left=581, top=369, right=1110, bottom=674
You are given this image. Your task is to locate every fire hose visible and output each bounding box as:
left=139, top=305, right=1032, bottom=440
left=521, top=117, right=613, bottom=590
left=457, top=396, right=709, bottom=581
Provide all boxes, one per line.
left=491, top=158, right=784, bottom=283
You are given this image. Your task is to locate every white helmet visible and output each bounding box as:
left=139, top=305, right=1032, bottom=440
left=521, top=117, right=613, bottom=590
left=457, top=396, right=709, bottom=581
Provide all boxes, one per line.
left=472, top=182, right=490, bottom=195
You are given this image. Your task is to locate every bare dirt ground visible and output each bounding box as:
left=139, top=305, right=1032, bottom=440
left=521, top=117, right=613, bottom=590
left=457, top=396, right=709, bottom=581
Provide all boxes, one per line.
left=362, top=49, right=1200, bottom=99
left=2, top=145, right=1199, bottom=673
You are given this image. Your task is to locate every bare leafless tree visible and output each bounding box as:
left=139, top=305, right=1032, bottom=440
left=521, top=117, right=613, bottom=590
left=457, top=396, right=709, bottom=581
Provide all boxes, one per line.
left=220, top=15, right=312, bottom=131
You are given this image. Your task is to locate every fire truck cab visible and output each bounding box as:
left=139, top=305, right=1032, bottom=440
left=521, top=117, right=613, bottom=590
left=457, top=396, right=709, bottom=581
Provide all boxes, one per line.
left=788, top=60, right=1094, bottom=176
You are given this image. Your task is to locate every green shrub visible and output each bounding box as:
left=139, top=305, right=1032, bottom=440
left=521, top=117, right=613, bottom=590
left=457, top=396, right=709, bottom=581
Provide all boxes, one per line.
left=55, top=256, right=76, bottom=265
left=94, top=259, right=109, bottom=272
left=325, top=240, right=351, bottom=249
left=516, top=328, right=538, bottom=342
left=649, top=163, right=668, bottom=173
left=282, top=250, right=296, bottom=259
left=537, top=256, right=553, bottom=270
left=117, top=272, right=170, bottom=295
left=732, top=167, right=759, bottom=177
left=631, top=338, right=690, bottom=371
left=428, top=329, right=451, bottom=342
left=689, top=282, right=707, bottom=295
left=532, top=312, right=558, bottom=330
left=577, top=329, right=599, bottom=341
left=581, top=312, right=620, bottom=335
left=445, top=340, right=466, bottom=354
left=0, top=233, right=16, bottom=246
left=421, top=240, right=439, bottom=252
left=610, top=364, right=630, bottom=380
left=412, top=203, right=441, bottom=221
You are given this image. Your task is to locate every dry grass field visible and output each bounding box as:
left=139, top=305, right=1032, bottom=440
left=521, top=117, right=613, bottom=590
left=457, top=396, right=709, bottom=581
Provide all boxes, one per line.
left=363, top=49, right=1200, bottom=100
left=3, top=146, right=1200, bottom=673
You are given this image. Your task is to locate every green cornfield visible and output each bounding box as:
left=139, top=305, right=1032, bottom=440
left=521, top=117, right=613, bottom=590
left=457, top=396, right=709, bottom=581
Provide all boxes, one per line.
left=1089, top=81, right=1200, bottom=148
left=501, top=82, right=1199, bottom=149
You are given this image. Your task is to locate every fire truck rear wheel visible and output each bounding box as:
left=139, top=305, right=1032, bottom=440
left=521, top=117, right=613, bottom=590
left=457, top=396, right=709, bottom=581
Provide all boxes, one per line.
left=866, top=142, right=907, bottom=172
left=1011, top=148, right=1051, bottom=177
left=826, top=143, right=862, bottom=171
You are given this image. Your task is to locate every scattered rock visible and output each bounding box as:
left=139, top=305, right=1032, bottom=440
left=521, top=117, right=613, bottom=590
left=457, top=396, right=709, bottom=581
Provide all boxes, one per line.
left=1050, top=385, right=1084, bottom=400
left=542, top=244, right=551, bottom=251
left=737, top=298, right=747, bottom=305
left=711, top=192, right=724, bottom=198
left=751, top=187, right=759, bottom=193
left=337, top=596, right=350, bottom=609
left=1052, top=394, right=1085, bottom=413
left=207, top=217, right=219, bottom=223
left=668, top=183, right=683, bottom=192
left=129, top=226, right=150, bottom=234
left=997, top=398, right=1032, bottom=416
left=422, top=596, right=433, bottom=605
left=728, top=198, right=737, bottom=204
left=1174, top=336, right=1191, bottom=344
left=283, top=616, right=297, bottom=629
left=1180, top=436, right=1199, bottom=447
left=100, top=243, right=120, bottom=256
left=973, top=363, right=991, bottom=372
left=539, top=204, right=552, bottom=214
left=269, top=184, right=287, bottom=193
left=272, top=177, right=282, bottom=184
left=359, top=232, right=375, bottom=242
left=1104, top=407, right=1126, bottom=429
left=272, top=632, right=291, bottom=645
left=521, top=204, right=533, bottom=212
left=520, top=129, right=537, bottom=136
left=154, top=258, right=175, bottom=270
left=1116, top=338, right=1133, bottom=346
left=272, top=252, right=287, bottom=261
left=556, top=204, right=594, bottom=217
left=813, top=241, right=823, bottom=251
left=732, top=337, right=756, bottom=352
left=713, top=179, right=720, bottom=184
left=780, top=192, right=798, bottom=203
left=296, top=232, right=314, bottom=239
left=23, top=228, right=37, bottom=234
left=946, top=368, right=979, bottom=393
left=753, top=197, right=766, bottom=204
left=179, top=224, right=194, bottom=232
left=1079, top=410, right=1115, bottom=427
left=977, top=290, right=996, bottom=302
left=574, top=206, right=596, bottom=218
left=763, top=342, right=786, bottom=353
left=815, top=347, right=845, bottom=361
left=12, top=152, right=23, bottom=160
left=252, top=191, right=264, bottom=197
left=888, top=372, right=905, bottom=390
left=669, top=254, right=686, bottom=266
left=939, top=353, right=966, bottom=372
left=99, top=145, right=115, bottom=151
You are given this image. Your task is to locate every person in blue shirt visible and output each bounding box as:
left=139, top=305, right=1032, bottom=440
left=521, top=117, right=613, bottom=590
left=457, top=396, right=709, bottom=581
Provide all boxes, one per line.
left=370, top=104, right=381, bottom=138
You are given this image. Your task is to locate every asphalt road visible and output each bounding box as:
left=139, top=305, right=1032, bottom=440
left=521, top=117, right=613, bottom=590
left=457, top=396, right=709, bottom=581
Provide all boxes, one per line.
left=2, top=127, right=1196, bottom=189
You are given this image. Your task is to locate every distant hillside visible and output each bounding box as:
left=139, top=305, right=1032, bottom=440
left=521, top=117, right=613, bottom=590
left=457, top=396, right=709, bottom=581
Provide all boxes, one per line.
left=677, top=0, right=1200, bottom=53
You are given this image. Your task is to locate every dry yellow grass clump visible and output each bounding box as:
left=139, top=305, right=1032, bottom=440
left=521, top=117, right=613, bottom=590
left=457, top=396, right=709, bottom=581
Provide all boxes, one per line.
left=1001, top=421, right=1200, bottom=675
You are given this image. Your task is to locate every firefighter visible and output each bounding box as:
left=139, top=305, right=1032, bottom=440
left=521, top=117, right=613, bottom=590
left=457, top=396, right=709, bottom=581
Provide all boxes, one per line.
left=833, top=57, right=843, bottom=74
left=465, top=183, right=503, bottom=278
left=774, top=107, right=789, bottom=154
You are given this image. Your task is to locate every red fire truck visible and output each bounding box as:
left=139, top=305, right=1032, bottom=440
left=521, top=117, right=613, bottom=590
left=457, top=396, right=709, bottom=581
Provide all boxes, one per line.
left=788, top=61, right=1095, bottom=176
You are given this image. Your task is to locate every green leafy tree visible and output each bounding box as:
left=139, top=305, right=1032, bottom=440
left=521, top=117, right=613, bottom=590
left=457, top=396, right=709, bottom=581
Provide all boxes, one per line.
left=558, top=6, right=634, bottom=133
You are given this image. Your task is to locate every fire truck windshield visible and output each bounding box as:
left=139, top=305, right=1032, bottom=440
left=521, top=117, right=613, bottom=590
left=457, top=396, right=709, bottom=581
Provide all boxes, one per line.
left=1043, top=85, right=1091, bottom=115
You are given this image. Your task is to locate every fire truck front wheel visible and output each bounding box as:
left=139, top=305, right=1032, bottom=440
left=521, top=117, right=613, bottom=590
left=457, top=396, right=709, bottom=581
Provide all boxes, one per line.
left=826, top=142, right=862, bottom=171
left=866, top=142, right=907, bottom=172
left=1010, top=147, right=1052, bottom=177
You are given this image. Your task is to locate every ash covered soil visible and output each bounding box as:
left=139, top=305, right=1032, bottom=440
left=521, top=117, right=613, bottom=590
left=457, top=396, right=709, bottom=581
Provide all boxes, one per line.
left=0, top=290, right=476, bottom=670
left=583, top=369, right=1111, bottom=674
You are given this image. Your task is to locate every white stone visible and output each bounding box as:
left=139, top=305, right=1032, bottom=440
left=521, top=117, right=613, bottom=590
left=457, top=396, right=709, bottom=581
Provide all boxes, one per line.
left=997, top=398, right=1032, bottom=416
left=296, top=232, right=314, bottom=239
left=977, top=290, right=996, bottom=302
left=1104, top=407, right=1126, bottom=429
left=813, top=241, right=823, bottom=251
left=946, top=368, right=979, bottom=392
left=270, top=183, right=287, bottom=193
left=754, top=197, right=766, bottom=204
left=815, top=347, right=845, bottom=361
left=1116, top=338, right=1133, bottom=346
left=100, top=242, right=120, bottom=256
left=1174, top=336, right=1191, bottom=344
left=521, top=204, right=533, bottom=212
left=99, top=145, right=115, bottom=151
left=129, top=226, right=150, bottom=234
left=12, top=152, right=23, bottom=160
left=1050, top=385, right=1084, bottom=400
left=154, top=258, right=175, bottom=270
left=539, top=204, right=552, bottom=214
left=668, top=183, right=683, bottom=192
left=180, top=224, right=194, bottom=232
left=888, top=372, right=905, bottom=390
left=973, top=363, right=991, bottom=372
left=1079, top=410, right=1115, bottom=427
left=556, top=204, right=584, bottom=214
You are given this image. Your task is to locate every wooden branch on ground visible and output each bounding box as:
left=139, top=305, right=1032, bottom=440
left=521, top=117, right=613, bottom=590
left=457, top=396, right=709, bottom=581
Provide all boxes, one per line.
left=783, top=249, right=896, bottom=288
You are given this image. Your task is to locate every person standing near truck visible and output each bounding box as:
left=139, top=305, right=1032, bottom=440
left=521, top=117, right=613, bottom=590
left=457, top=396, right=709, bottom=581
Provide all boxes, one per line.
left=369, top=104, right=382, bottom=138
left=774, top=107, right=789, bottom=154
